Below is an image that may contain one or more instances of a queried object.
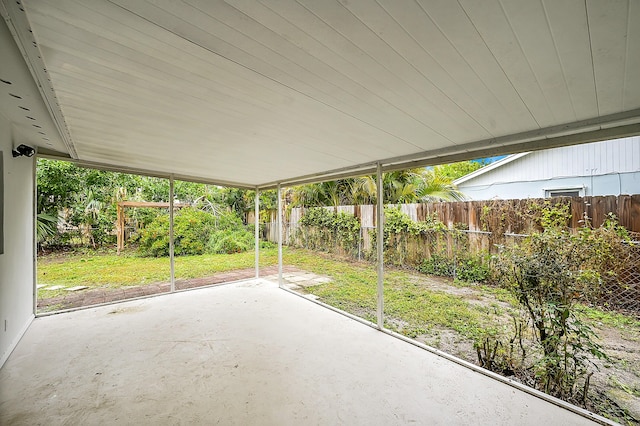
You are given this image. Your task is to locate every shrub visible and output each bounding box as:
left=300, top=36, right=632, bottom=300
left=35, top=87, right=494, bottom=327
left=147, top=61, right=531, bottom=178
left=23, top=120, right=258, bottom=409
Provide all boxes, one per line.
left=207, top=211, right=255, bottom=254
left=419, top=252, right=490, bottom=283
left=493, top=211, right=628, bottom=403
left=208, top=229, right=254, bottom=254
left=418, top=253, right=453, bottom=276
left=139, top=208, right=252, bottom=257
left=455, top=255, right=490, bottom=283
left=296, top=208, right=361, bottom=256
left=138, top=214, right=171, bottom=257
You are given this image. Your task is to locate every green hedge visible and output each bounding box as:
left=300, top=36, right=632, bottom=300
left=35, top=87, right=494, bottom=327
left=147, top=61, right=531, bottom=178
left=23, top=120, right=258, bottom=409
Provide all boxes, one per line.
left=138, top=208, right=254, bottom=257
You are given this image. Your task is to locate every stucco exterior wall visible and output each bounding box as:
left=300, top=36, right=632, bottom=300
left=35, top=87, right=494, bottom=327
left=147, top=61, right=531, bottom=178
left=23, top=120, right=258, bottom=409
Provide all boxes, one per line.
left=0, top=113, right=35, bottom=367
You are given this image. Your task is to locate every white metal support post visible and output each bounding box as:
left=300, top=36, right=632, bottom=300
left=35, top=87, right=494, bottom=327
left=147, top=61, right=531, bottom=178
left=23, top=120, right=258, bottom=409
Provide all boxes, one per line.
left=376, top=162, right=384, bottom=329
left=255, top=187, right=260, bottom=279
left=277, top=183, right=283, bottom=288
left=169, top=175, right=175, bottom=292
left=32, top=155, right=38, bottom=314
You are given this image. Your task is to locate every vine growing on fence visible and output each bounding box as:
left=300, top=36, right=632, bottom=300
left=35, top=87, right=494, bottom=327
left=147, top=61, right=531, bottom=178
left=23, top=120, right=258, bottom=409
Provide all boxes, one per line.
left=364, top=207, right=489, bottom=282
left=294, top=208, right=361, bottom=257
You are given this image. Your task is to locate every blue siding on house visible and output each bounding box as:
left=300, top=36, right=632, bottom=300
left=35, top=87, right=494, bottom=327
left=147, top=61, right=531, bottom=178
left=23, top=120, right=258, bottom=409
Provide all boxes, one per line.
left=456, top=137, right=640, bottom=200
left=460, top=172, right=640, bottom=200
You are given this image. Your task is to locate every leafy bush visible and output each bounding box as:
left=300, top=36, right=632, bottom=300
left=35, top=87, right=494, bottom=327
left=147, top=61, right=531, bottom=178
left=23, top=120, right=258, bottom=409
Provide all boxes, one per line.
left=418, top=253, right=453, bottom=276
left=455, top=256, right=490, bottom=283
left=296, top=208, right=361, bottom=256
left=138, top=214, right=171, bottom=257
left=207, top=211, right=255, bottom=254
left=493, top=210, right=629, bottom=403
left=138, top=208, right=257, bottom=257
left=139, top=208, right=215, bottom=256
left=419, top=252, right=490, bottom=283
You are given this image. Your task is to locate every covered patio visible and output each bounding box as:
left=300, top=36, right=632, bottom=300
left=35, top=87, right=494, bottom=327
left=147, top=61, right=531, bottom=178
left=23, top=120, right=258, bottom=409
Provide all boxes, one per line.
left=1, top=0, right=639, bottom=424
left=0, top=278, right=598, bottom=425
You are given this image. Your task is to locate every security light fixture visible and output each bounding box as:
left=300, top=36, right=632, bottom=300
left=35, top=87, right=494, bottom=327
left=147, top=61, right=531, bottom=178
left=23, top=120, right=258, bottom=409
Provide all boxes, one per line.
left=12, top=144, right=35, bottom=158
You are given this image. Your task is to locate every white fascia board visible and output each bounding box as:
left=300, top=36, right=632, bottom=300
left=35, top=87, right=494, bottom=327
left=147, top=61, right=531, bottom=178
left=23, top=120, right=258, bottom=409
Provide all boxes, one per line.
left=453, top=152, right=531, bottom=186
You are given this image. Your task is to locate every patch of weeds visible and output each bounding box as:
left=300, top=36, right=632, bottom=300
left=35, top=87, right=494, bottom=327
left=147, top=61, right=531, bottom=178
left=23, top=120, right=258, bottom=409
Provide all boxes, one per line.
left=37, top=303, right=67, bottom=313
left=581, top=306, right=640, bottom=331
left=589, top=390, right=639, bottom=425
left=609, top=376, right=640, bottom=398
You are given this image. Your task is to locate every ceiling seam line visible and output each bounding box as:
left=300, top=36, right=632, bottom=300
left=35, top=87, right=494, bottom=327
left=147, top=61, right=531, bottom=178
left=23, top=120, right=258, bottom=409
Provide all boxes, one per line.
left=260, top=0, right=453, bottom=149
left=540, top=0, right=579, bottom=122
left=293, top=0, right=459, bottom=146
left=331, top=0, right=477, bottom=141
left=457, top=0, right=541, bottom=129
left=622, top=0, right=631, bottom=109
left=584, top=0, right=600, bottom=117
left=216, top=1, right=460, bottom=154
left=413, top=1, right=527, bottom=131
left=365, top=0, right=494, bottom=137
left=379, top=0, right=503, bottom=135
left=497, top=0, right=557, bottom=124
left=105, top=0, right=434, bottom=151
left=38, top=10, right=403, bottom=161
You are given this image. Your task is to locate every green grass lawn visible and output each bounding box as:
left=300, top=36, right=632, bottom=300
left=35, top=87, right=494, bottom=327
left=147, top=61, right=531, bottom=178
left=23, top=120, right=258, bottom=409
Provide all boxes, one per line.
left=38, top=248, right=280, bottom=298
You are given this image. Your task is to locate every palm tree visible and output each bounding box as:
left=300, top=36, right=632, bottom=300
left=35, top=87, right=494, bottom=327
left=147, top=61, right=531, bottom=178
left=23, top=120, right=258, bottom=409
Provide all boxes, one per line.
left=290, top=168, right=464, bottom=206
left=290, top=183, right=324, bottom=207
left=416, top=169, right=466, bottom=202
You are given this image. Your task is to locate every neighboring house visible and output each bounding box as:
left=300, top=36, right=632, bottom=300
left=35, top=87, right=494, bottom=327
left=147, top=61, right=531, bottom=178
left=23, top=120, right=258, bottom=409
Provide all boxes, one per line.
left=453, top=137, right=640, bottom=200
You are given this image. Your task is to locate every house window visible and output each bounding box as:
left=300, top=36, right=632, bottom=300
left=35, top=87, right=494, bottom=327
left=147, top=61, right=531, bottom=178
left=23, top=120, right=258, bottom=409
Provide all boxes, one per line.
left=544, top=187, right=584, bottom=198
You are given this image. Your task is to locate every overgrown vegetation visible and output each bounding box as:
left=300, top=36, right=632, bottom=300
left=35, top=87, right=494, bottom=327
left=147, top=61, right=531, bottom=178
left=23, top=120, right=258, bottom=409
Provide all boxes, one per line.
left=288, top=167, right=465, bottom=207
left=138, top=208, right=255, bottom=256
left=36, top=158, right=277, bottom=250
left=294, top=207, right=361, bottom=257
left=491, top=203, right=631, bottom=405
left=288, top=201, right=637, bottom=417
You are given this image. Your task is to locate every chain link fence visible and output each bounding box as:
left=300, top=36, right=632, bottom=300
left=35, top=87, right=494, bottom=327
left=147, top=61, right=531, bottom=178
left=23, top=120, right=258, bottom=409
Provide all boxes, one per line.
left=599, top=233, right=640, bottom=315
left=262, top=221, right=640, bottom=317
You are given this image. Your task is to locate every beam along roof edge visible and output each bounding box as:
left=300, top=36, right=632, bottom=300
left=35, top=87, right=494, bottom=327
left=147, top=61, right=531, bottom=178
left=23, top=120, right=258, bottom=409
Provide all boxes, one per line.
left=2, top=0, right=77, bottom=158
left=259, top=122, right=640, bottom=190
left=37, top=153, right=257, bottom=190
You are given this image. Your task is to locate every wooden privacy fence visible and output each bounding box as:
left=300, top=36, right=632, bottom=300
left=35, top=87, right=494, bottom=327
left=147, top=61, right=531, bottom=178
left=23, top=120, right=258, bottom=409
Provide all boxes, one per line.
left=255, top=195, right=640, bottom=315
left=278, top=195, right=640, bottom=235
left=251, top=195, right=639, bottom=247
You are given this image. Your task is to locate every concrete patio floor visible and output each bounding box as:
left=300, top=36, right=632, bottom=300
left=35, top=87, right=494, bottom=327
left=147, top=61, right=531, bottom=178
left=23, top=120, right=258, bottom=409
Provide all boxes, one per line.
left=1, top=279, right=600, bottom=425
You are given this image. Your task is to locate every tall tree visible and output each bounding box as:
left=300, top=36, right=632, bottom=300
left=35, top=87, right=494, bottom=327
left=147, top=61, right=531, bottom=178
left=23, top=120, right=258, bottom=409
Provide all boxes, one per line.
left=432, top=160, right=487, bottom=181
left=289, top=168, right=465, bottom=207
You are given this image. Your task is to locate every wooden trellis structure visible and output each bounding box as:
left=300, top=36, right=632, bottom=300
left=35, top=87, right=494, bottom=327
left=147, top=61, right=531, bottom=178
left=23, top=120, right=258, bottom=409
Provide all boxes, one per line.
left=116, top=201, right=188, bottom=254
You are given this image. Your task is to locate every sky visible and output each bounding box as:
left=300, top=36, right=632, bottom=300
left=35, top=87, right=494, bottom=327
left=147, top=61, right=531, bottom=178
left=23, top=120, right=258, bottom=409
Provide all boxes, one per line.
left=472, top=155, right=507, bottom=164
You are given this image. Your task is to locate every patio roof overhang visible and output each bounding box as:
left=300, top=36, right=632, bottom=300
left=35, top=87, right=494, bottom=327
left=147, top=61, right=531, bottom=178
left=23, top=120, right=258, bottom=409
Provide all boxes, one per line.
left=1, top=0, right=639, bottom=189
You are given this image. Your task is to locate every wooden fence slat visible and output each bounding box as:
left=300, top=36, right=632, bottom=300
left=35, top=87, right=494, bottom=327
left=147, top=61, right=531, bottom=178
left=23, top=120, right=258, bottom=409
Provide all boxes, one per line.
left=274, top=195, right=640, bottom=236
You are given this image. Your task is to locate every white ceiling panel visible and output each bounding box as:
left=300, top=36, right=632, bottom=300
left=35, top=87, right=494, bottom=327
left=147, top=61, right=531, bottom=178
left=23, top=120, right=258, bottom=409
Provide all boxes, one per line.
left=1, top=0, right=639, bottom=187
